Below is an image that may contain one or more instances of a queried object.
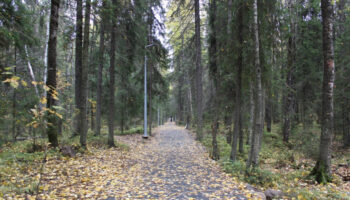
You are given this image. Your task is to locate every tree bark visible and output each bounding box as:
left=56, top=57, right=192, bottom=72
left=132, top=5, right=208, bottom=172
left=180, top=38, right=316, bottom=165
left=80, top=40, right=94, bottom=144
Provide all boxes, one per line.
left=74, top=0, right=84, bottom=142
left=95, top=1, right=106, bottom=136
left=247, top=0, right=263, bottom=168
left=282, top=0, right=296, bottom=142
left=248, top=81, right=255, bottom=145
left=79, top=0, right=91, bottom=147
left=12, top=48, right=17, bottom=141
left=311, top=0, right=335, bottom=184
left=336, top=0, right=350, bottom=148
left=177, top=58, right=184, bottom=124
left=43, top=15, right=50, bottom=102
left=230, top=1, right=243, bottom=160
left=209, top=0, right=219, bottom=161
left=343, top=106, right=350, bottom=147
left=24, top=46, right=41, bottom=107
left=282, top=36, right=296, bottom=142
left=108, top=0, right=117, bottom=147
left=194, top=0, right=203, bottom=141
left=147, top=4, right=153, bottom=136
left=266, top=95, right=272, bottom=133
left=185, top=59, right=193, bottom=129
left=46, top=0, right=60, bottom=147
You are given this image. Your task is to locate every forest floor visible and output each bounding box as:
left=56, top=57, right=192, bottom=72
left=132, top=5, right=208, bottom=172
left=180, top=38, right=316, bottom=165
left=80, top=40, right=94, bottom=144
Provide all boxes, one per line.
left=201, top=124, right=350, bottom=200
left=1, top=123, right=263, bottom=200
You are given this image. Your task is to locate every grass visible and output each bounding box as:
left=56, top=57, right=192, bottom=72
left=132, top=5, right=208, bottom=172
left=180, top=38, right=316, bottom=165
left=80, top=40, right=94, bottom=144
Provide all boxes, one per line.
left=201, top=123, right=350, bottom=200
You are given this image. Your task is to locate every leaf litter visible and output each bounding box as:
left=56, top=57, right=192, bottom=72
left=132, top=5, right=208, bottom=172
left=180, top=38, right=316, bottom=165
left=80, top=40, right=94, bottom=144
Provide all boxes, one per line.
left=2, top=123, right=262, bottom=200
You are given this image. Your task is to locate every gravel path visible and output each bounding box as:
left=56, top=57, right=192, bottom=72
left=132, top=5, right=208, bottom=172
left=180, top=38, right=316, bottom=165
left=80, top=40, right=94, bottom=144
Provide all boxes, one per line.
left=106, top=123, right=261, bottom=200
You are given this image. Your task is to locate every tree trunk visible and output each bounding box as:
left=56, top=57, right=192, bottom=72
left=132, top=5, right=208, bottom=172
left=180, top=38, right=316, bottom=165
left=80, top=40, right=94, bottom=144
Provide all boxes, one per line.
left=194, top=0, right=203, bottom=141
left=91, top=95, right=95, bottom=131
left=185, top=65, right=192, bottom=129
left=79, top=0, right=91, bottom=147
left=209, top=0, right=219, bottom=161
left=74, top=0, right=84, bottom=142
left=177, top=63, right=184, bottom=124
left=43, top=17, right=50, bottom=102
left=108, top=0, right=117, bottom=147
left=46, top=0, right=60, bottom=147
left=247, top=0, right=263, bottom=168
left=266, top=96, right=272, bottom=133
left=177, top=35, right=184, bottom=124
left=225, top=0, right=234, bottom=145
left=311, top=0, right=335, bottom=184
left=24, top=46, right=41, bottom=107
left=282, top=0, right=296, bottom=142
left=229, top=3, right=243, bottom=161
left=336, top=0, right=349, bottom=148
left=95, top=1, right=106, bottom=136
left=343, top=105, right=350, bottom=147
left=12, top=48, right=17, bottom=141
left=227, top=0, right=232, bottom=35
left=282, top=34, right=296, bottom=143
left=248, top=81, right=255, bottom=145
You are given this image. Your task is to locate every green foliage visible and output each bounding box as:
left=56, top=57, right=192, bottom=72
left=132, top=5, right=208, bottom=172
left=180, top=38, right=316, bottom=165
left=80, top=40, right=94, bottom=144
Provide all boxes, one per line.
left=0, top=0, right=37, bottom=48
left=202, top=131, right=279, bottom=188
left=200, top=122, right=350, bottom=199
left=244, top=167, right=278, bottom=188
left=117, top=126, right=143, bottom=136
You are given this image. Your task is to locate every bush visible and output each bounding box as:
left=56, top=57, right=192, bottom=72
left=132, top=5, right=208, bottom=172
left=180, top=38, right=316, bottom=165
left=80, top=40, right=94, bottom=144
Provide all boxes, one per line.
left=118, top=126, right=143, bottom=135
left=222, top=159, right=246, bottom=180
left=245, top=167, right=278, bottom=188
left=221, top=159, right=278, bottom=188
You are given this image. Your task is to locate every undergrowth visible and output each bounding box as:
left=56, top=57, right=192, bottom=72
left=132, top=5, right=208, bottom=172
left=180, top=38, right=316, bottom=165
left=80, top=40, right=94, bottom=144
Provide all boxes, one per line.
left=201, top=124, right=350, bottom=200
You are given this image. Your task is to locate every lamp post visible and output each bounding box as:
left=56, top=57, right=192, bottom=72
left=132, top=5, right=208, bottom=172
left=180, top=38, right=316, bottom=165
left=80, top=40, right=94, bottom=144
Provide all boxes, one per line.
left=143, top=43, right=156, bottom=139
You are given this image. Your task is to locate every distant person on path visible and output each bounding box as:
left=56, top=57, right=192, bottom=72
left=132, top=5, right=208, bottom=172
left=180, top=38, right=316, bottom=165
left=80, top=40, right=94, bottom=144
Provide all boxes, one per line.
left=170, top=116, right=173, bottom=122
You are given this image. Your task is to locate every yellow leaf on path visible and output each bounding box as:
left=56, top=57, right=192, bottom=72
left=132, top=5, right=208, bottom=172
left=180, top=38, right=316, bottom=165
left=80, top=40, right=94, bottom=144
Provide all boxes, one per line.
left=26, top=195, right=36, bottom=200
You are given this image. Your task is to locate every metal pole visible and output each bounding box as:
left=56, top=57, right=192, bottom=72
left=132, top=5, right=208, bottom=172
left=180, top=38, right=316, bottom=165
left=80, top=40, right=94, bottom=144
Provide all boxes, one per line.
left=142, top=43, right=156, bottom=138
left=143, top=53, right=148, bottom=138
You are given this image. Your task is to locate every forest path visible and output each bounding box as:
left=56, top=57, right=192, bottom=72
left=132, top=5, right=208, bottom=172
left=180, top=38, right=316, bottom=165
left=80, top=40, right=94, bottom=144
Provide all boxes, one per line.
left=106, top=123, right=260, bottom=200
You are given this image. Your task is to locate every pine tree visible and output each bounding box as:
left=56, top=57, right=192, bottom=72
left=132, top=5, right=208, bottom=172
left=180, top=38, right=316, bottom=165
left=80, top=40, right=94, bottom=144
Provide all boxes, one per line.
left=46, top=0, right=60, bottom=147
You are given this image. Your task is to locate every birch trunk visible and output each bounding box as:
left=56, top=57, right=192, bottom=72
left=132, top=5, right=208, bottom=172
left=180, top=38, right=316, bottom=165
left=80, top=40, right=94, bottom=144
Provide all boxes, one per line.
left=311, top=0, right=335, bottom=184
left=247, top=0, right=263, bottom=168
